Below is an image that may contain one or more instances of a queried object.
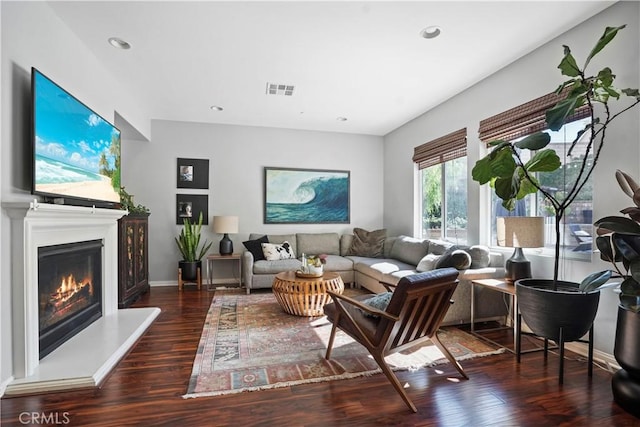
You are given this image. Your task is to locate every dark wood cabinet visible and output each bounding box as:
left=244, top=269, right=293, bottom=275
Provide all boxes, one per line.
left=118, top=213, right=150, bottom=308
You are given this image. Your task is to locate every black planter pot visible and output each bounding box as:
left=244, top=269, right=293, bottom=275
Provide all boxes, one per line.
left=612, top=305, right=640, bottom=418
left=614, top=305, right=640, bottom=376
left=179, top=260, right=201, bottom=281
left=516, top=279, right=600, bottom=384
left=516, top=279, right=600, bottom=342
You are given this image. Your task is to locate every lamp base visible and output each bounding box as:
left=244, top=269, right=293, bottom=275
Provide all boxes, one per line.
left=505, top=247, right=531, bottom=283
left=219, top=234, right=233, bottom=256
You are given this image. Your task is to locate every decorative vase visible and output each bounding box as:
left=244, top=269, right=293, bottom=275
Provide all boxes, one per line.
left=179, top=260, right=201, bottom=281
left=308, top=264, right=323, bottom=276
left=612, top=304, right=640, bottom=418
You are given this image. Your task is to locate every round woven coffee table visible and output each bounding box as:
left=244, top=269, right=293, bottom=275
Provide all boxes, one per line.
left=272, top=271, right=344, bottom=317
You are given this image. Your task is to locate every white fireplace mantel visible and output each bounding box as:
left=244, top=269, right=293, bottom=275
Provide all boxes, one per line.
left=2, top=201, right=160, bottom=395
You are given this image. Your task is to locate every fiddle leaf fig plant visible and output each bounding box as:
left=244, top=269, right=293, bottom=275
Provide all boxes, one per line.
left=472, top=25, right=640, bottom=287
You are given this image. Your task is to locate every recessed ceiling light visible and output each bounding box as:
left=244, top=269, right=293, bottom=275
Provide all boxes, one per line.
left=210, top=105, right=224, bottom=111
left=108, top=37, right=131, bottom=50
left=420, top=26, right=441, bottom=39
left=337, top=117, right=347, bottom=122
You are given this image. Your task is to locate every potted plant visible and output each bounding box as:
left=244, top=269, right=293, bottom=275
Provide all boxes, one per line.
left=472, top=26, right=639, bottom=347
left=119, top=186, right=150, bottom=215
left=301, top=253, right=327, bottom=276
left=590, top=170, right=640, bottom=416
left=175, top=211, right=212, bottom=281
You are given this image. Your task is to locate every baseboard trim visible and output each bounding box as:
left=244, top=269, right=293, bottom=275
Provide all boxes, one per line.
left=149, top=281, right=178, bottom=287
left=150, top=280, right=244, bottom=288
left=564, top=341, right=620, bottom=373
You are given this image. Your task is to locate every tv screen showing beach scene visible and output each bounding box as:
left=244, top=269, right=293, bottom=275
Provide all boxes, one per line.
left=32, top=68, right=121, bottom=204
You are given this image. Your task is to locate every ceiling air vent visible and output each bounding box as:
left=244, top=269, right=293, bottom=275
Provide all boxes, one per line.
left=266, top=83, right=295, bottom=96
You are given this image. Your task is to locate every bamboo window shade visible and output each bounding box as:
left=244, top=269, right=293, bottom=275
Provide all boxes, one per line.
left=413, top=128, right=467, bottom=170
left=478, top=89, right=592, bottom=145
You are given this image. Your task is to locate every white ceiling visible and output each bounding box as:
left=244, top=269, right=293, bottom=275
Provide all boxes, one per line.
left=48, top=1, right=615, bottom=136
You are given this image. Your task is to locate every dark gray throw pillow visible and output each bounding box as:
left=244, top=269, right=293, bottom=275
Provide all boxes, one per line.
left=243, top=235, right=269, bottom=261
left=434, top=245, right=491, bottom=270
left=347, top=227, right=386, bottom=258
left=467, top=245, right=491, bottom=268
left=435, top=246, right=472, bottom=270
left=360, top=292, right=393, bottom=318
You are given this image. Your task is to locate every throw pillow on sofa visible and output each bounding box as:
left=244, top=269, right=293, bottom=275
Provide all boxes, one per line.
left=243, top=235, right=269, bottom=261
left=347, top=227, right=386, bottom=257
left=433, top=244, right=491, bottom=270
left=427, top=239, right=454, bottom=255
left=416, top=253, right=441, bottom=272
left=435, top=248, right=472, bottom=270
left=262, top=241, right=296, bottom=260
left=389, top=235, right=430, bottom=265
left=466, top=245, right=491, bottom=268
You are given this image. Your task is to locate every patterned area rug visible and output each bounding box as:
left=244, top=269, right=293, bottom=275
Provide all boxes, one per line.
left=183, top=289, right=504, bottom=398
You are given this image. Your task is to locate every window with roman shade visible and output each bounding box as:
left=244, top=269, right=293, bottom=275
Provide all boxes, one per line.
left=479, top=90, right=594, bottom=259
left=478, top=89, right=591, bottom=144
left=414, top=128, right=468, bottom=244
left=413, top=127, right=467, bottom=169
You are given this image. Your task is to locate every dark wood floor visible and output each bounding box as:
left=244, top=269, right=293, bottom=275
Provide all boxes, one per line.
left=2, top=286, right=638, bottom=427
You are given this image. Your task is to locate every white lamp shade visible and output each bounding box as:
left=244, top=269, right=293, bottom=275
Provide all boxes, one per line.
left=496, top=216, right=545, bottom=248
left=213, top=215, right=239, bottom=234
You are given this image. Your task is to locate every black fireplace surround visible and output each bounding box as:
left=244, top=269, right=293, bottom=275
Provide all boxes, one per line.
left=38, top=239, right=103, bottom=359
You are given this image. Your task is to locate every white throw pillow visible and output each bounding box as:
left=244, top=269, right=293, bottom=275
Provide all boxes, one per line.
left=416, top=253, right=441, bottom=272
left=262, top=241, right=296, bottom=260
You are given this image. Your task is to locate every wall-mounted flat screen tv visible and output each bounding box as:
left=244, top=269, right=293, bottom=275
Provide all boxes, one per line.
left=31, top=67, right=121, bottom=206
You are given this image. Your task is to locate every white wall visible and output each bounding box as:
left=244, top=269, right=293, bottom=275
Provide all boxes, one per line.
left=0, top=1, right=151, bottom=387
left=383, top=1, right=640, bottom=354
left=123, top=120, right=384, bottom=283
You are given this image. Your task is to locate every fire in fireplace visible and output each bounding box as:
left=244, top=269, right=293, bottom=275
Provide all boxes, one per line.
left=38, top=239, right=103, bottom=359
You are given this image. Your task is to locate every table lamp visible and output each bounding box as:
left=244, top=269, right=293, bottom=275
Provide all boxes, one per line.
left=496, top=216, right=545, bottom=282
left=213, top=215, right=239, bottom=256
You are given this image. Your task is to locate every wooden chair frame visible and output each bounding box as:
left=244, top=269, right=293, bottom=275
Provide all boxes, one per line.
left=324, top=268, right=468, bottom=412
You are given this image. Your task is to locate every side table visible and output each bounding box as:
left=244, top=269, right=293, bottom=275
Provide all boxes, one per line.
left=470, top=278, right=518, bottom=353
left=471, top=278, right=555, bottom=358
left=206, top=253, right=242, bottom=290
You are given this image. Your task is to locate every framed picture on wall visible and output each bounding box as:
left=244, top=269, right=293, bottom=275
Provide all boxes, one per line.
left=263, top=167, right=350, bottom=224
left=177, top=158, right=209, bottom=189
left=176, top=194, right=208, bottom=225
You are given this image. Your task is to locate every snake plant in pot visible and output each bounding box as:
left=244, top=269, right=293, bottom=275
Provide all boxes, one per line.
left=471, top=25, right=640, bottom=372
left=175, top=211, right=212, bottom=281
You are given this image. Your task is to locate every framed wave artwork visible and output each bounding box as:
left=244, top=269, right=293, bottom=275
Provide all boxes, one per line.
left=264, top=167, right=350, bottom=224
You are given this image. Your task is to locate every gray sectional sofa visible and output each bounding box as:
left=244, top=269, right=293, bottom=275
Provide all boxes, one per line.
left=242, top=232, right=507, bottom=325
